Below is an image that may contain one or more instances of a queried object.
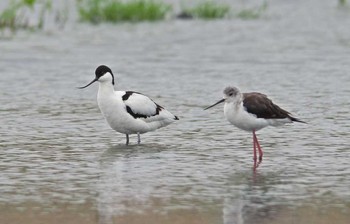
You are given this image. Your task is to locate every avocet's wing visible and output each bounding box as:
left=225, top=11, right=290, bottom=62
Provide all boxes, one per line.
left=117, top=91, right=178, bottom=121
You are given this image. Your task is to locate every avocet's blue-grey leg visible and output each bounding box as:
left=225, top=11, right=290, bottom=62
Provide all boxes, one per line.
left=126, top=134, right=129, bottom=145
left=137, top=133, right=141, bottom=144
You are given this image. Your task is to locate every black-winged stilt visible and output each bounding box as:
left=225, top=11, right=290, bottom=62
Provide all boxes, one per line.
left=205, top=86, right=305, bottom=162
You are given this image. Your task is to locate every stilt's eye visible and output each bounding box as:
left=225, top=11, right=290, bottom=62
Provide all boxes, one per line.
left=229, top=93, right=233, bottom=96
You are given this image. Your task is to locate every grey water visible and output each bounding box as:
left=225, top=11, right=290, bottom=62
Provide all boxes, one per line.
left=0, top=0, right=350, bottom=223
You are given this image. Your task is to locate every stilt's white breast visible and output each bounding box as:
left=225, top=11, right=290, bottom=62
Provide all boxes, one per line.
left=224, top=102, right=269, bottom=132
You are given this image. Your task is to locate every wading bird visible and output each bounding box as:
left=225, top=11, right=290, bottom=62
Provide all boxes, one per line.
left=205, top=86, right=305, bottom=162
left=79, top=65, right=179, bottom=145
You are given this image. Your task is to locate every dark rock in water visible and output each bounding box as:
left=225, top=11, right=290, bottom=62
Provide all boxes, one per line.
left=176, top=12, right=194, bottom=19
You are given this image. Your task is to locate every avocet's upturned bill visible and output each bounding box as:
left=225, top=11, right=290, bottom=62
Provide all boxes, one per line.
left=79, top=65, right=179, bottom=145
left=205, top=86, right=305, bottom=163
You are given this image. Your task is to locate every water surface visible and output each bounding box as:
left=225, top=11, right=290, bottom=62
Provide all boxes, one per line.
left=1, top=1, right=350, bottom=223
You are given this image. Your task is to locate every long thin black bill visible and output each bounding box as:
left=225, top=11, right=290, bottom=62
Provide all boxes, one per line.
left=77, top=78, right=98, bottom=89
left=204, top=99, right=225, bottom=110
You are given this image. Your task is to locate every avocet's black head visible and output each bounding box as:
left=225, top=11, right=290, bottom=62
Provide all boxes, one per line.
left=95, top=65, right=115, bottom=85
left=78, top=65, right=115, bottom=89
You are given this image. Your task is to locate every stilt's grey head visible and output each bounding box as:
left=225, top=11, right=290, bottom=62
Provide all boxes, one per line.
left=223, top=86, right=240, bottom=99
left=204, top=86, right=241, bottom=110
left=78, top=65, right=115, bottom=89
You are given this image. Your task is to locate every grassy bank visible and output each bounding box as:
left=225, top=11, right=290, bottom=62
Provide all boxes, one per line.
left=236, top=2, right=268, bottom=20
left=0, top=0, right=268, bottom=32
left=0, top=0, right=52, bottom=31
left=77, top=0, right=172, bottom=24
left=181, top=1, right=230, bottom=19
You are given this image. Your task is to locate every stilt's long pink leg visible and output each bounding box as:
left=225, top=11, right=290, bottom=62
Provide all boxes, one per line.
left=253, top=158, right=258, bottom=172
left=252, top=131, right=257, bottom=161
left=253, top=130, right=263, bottom=161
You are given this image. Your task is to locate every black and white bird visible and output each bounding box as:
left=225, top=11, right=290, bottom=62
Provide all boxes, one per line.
left=205, top=86, right=305, bottom=162
left=79, top=65, right=179, bottom=145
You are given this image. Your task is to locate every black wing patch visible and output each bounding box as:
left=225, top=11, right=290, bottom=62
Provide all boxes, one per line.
left=126, top=106, right=148, bottom=119
left=122, top=91, right=140, bottom=101
left=243, top=92, right=291, bottom=119
left=123, top=91, right=164, bottom=119
left=155, top=103, right=163, bottom=114
left=126, top=104, right=164, bottom=119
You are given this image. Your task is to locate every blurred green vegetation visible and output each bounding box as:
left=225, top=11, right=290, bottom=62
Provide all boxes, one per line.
left=181, top=1, right=230, bottom=19
left=339, top=0, right=347, bottom=6
left=0, top=0, right=51, bottom=31
left=236, top=2, right=268, bottom=20
left=0, top=0, right=270, bottom=32
left=77, top=0, right=172, bottom=24
left=179, top=1, right=268, bottom=20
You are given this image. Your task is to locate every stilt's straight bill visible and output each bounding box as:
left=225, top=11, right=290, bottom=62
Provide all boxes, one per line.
left=204, top=99, right=225, bottom=110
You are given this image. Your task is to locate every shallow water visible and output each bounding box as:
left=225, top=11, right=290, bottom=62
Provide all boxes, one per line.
left=1, top=0, right=350, bottom=223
